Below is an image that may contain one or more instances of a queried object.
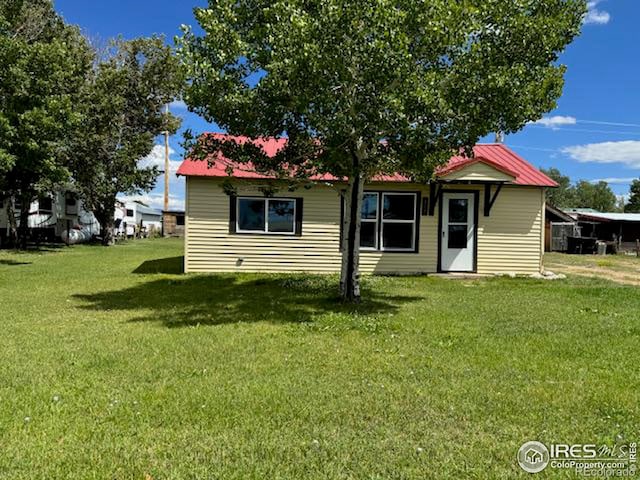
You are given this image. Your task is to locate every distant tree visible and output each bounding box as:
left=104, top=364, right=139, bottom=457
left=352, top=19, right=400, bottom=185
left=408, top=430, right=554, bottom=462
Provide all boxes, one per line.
left=0, top=0, right=92, bottom=248
left=68, top=37, right=183, bottom=245
left=575, top=180, right=617, bottom=212
left=541, top=167, right=576, bottom=208
left=179, top=0, right=585, bottom=302
left=624, top=179, right=640, bottom=213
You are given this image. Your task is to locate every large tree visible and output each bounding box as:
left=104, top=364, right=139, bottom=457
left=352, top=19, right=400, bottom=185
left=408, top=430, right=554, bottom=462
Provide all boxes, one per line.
left=179, top=0, right=585, bottom=301
left=0, top=0, right=92, bottom=248
left=574, top=180, right=617, bottom=212
left=624, top=179, right=640, bottom=213
left=68, top=37, right=183, bottom=245
left=541, top=167, right=576, bottom=208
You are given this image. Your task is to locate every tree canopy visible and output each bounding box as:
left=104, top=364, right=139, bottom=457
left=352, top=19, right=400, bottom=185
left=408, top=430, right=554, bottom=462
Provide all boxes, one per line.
left=0, top=0, right=92, bottom=246
left=624, top=179, right=640, bottom=213
left=179, top=0, right=586, bottom=300
left=541, top=167, right=576, bottom=208
left=68, top=37, right=183, bottom=245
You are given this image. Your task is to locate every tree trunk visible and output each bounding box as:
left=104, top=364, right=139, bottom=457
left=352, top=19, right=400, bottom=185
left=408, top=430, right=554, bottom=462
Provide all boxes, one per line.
left=17, top=193, right=32, bottom=250
left=7, top=196, right=18, bottom=249
left=340, top=172, right=365, bottom=302
left=101, top=218, right=116, bottom=246
left=95, top=203, right=117, bottom=246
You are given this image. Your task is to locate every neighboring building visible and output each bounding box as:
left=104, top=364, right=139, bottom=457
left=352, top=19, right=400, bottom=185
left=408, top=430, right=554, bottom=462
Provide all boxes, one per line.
left=115, top=200, right=163, bottom=237
left=0, top=191, right=99, bottom=245
left=163, top=210, right=185, bottom=237
left=567, top=209, right=640, bottom=253
left=544, top=204, right=579, bottom=252
left=177, top=135, right=557, bottom=275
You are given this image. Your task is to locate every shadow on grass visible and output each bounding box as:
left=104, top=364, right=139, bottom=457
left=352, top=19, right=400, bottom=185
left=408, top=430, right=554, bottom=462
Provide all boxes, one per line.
left=0, top=259, right=32, bottom=266
left=133, top=256, right=184, bottom=275
left=74, top=273, right=422, bottom=328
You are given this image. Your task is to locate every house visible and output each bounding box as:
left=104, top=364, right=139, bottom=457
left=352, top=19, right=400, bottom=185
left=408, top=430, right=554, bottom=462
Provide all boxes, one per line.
left=115, top=201, right=163, bottom=238
left=162, top=210, right=185, bottom=237
left=0, top=191, right=99, bottom=245
left=177, top=135, right=557, bottom=275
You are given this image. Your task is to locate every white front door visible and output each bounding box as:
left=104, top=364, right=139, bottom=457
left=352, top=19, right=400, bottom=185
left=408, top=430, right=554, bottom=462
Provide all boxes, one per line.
left=441, top=192, right=476, bottom=272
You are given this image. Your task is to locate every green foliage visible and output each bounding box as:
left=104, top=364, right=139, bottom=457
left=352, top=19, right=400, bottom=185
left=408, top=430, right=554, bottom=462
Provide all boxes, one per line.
left=624, top=179, right=640, bottom=213
left=67, top=37, right=183, bottom=243
left=542, top=167, right=619, bottom=212
left=0, top=0, right=91, bottom=199
left=541, top=166, right=576, bottom=208
left=179, top=0, right=585, bottom=180
left=179, top=0, right=585, bottom=298
left=574, top=180, right=618, bottom=212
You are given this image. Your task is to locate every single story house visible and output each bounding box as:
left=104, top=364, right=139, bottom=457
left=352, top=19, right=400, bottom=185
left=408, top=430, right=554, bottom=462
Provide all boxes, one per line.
left=177, top=135, right=557, bottom=275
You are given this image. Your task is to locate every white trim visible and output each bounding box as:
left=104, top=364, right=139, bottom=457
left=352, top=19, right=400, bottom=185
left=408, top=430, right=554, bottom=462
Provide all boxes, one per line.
left=236, top=197, right=297, bottom=235
left=380, top=192, right=417, bottom=252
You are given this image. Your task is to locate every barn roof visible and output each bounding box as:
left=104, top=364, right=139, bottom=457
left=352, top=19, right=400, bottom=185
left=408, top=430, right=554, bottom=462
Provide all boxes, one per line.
left=177, top=134, right=557, bottom=187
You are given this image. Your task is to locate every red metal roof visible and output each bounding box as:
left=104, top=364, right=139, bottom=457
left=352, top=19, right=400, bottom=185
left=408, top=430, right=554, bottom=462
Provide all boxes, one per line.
left=177, top=134, right=557, bottom=187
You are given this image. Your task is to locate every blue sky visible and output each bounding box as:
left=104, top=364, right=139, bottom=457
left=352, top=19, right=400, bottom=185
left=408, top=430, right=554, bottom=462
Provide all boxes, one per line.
left=55, top=0, right=640, bottom=210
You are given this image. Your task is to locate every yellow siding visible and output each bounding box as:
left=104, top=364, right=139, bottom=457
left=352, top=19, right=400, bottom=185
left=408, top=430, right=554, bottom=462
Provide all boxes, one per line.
left=476, top=186, right=544, bottom=274
left=185, top=177, right=543, bottom=275
left=439, top=162, right=516, bottom=183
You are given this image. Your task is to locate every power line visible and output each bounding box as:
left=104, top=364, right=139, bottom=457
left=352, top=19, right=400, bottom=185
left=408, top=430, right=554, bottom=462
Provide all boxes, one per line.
left=528, top=125, right=640, bottom=136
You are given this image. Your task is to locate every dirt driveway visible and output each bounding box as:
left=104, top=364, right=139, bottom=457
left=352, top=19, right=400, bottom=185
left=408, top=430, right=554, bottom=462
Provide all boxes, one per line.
left=544, top=252, right=640, bottom=285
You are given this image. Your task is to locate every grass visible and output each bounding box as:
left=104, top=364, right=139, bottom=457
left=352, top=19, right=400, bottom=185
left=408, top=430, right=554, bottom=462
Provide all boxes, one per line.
left=0, top=239, right=639, bottom=479
left=545, top=252, right=640, bottom=285
left=545, top=252, right=640, bottom=273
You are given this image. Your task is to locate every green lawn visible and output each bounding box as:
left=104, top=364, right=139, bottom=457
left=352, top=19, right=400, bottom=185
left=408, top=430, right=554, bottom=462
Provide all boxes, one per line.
left=0, top=239, right=638, bottom=479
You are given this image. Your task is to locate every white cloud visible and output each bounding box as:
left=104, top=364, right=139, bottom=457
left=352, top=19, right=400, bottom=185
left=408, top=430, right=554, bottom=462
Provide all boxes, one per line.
left=120, top=193, right=185, bottom=212
left=585, top=1, right=611, bottom=25
left=589, top=177, right=638, bottom=185
left=562, top=141, right=640, bottom=168
left=138, top=144, right=182, bottom=176
left=532, top=116, right=577, bottom=129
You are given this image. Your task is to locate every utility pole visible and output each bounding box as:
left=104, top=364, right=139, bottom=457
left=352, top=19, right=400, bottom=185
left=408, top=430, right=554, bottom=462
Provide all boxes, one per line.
left=164, top=104, right=170, bottom=213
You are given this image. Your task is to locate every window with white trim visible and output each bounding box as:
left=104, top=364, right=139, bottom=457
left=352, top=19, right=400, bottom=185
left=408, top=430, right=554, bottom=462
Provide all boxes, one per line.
left=353, top=192, right=418, bottom=252
left=236, top=197, right=297, bottom=235
left=381, top=193, right=417, bottom=251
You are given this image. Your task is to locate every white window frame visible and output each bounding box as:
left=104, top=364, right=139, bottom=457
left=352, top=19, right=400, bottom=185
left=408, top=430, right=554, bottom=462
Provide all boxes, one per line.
left=360, top=192, right=379, bottom=251
left=380, top=192, right=417, bottom=252
left=236, top=197, right=297, bottom=235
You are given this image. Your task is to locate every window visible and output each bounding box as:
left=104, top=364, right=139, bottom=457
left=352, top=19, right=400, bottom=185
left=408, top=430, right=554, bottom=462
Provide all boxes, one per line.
left=360, top=193, right=379, bottom=250
left=234, top=197, right=300, bottom=235
left=381, top=193, right=417, bottom=251
left=38, top=197, right=53, bottom=213
left=65, top=193, right=78, bottom=215
left=349, top=192, right=419, bottom=252
left=176, top=215, right=185, bottom=226
left=126, top=209, right=134, bottom=217
left=447, top=198, right=469, bottom=249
